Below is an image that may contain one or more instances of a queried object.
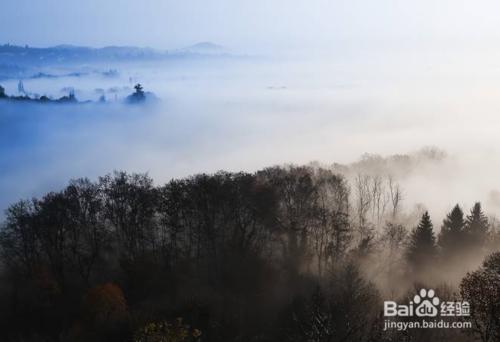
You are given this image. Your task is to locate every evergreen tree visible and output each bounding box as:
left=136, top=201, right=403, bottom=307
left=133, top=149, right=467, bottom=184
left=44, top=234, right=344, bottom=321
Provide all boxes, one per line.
left=406, top=211, right=437, bottom=271
left=126, top=83, right=146, bottom=103
left=134, top=83, right=144, bottom=96
left=465, top=202, right=489, bottom=247
left=438, top=204, right=465, bottom=257
left=0, top=85, right=6, bottom=98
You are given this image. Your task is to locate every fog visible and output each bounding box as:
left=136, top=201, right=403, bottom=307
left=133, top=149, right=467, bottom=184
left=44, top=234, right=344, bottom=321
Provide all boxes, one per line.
left=2, top=47, right=500, bottom=225
left=4, top=2, right=500, bottom=340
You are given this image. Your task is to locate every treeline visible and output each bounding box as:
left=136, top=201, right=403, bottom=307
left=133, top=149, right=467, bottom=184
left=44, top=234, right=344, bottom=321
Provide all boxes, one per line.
left=0, top=84, right=78, bottom=104
left=0, top=83, right=153, bottom=105
left=0, top=166, right=499, bottom=341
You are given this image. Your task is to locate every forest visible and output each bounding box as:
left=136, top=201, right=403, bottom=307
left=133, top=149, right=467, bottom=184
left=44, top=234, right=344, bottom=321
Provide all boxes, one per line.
left=0, top=165, right=499, bottom=342
left=0, top=83, right=151, bottom=104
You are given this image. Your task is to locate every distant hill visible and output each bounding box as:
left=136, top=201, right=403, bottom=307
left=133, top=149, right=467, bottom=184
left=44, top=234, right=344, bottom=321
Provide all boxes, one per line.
left=178, top=42, right=229, bottom=55
left=0, top=42, right=234, bottom=67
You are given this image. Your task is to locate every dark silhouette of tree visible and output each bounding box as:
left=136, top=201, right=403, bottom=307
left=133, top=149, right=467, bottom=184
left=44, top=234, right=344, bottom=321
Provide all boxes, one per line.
left=62, top=178, right=109, bottom=285
left=127, top=83, right=146, bottom=103
left=134, top=83, right=144, bottom=95
left=465, top=202, right=489, bottom=247
left=257, top=166, right=318, bottom=276
left=56, top=89, right=77, bottom=103
left=281, top=263, right=380, bottom=342
left=0, top=200, right=39, bottom=276
left=381, top=222, right=407, bottom=288
left=0, top=84, right=81, bottom=104
left=33, top=192, right=73, bottom=289
left=406, top=211, right=437, bottom=274
left=1, top=166, right=496, bottom=342
left=382, top=222, right=407, bottom=255
left=354, top=174, right=374, bottom=242
left=460, top=252, right=500, bottom=342
left=438, top=204, right=466, bottom=258
left=310, top=169, right=351, bottom=275
left=99, top=172, right=157, bottom=262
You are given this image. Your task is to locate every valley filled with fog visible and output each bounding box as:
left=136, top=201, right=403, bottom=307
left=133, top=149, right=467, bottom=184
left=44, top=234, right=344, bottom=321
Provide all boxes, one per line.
left=6, top=1, right=500, bottom=340
left=2, top=47, right=500, bottom=222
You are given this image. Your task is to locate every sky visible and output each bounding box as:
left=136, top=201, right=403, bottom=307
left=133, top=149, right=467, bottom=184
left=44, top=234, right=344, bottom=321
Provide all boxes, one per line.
left=2, top=0, right=500, bottom=52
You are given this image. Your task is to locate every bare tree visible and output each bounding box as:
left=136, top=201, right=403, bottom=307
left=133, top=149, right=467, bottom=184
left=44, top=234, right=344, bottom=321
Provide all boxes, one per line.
left=310, top=169, right=351, bottom=276
left=370, top=175, right=390, bottom=227
left=354, top=174, right=373, bottom=242
left=258, top=166, right=318, bottom=275
left=388, top=175, right=403, bottom=220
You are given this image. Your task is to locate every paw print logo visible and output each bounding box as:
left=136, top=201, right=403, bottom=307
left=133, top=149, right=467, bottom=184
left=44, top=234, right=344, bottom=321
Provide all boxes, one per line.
left=414, top=289, right=440, bottom=317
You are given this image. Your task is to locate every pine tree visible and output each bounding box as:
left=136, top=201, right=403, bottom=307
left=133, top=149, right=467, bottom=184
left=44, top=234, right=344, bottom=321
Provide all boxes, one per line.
left=406, top=211, right=437, bottom=271
left=127, top=83, right=146, bottom=103
left=438, top=204, right=465, bottom=257
left=134, top=83, right=144, bottom=96
left=465, top=202, right=489, bottom=247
